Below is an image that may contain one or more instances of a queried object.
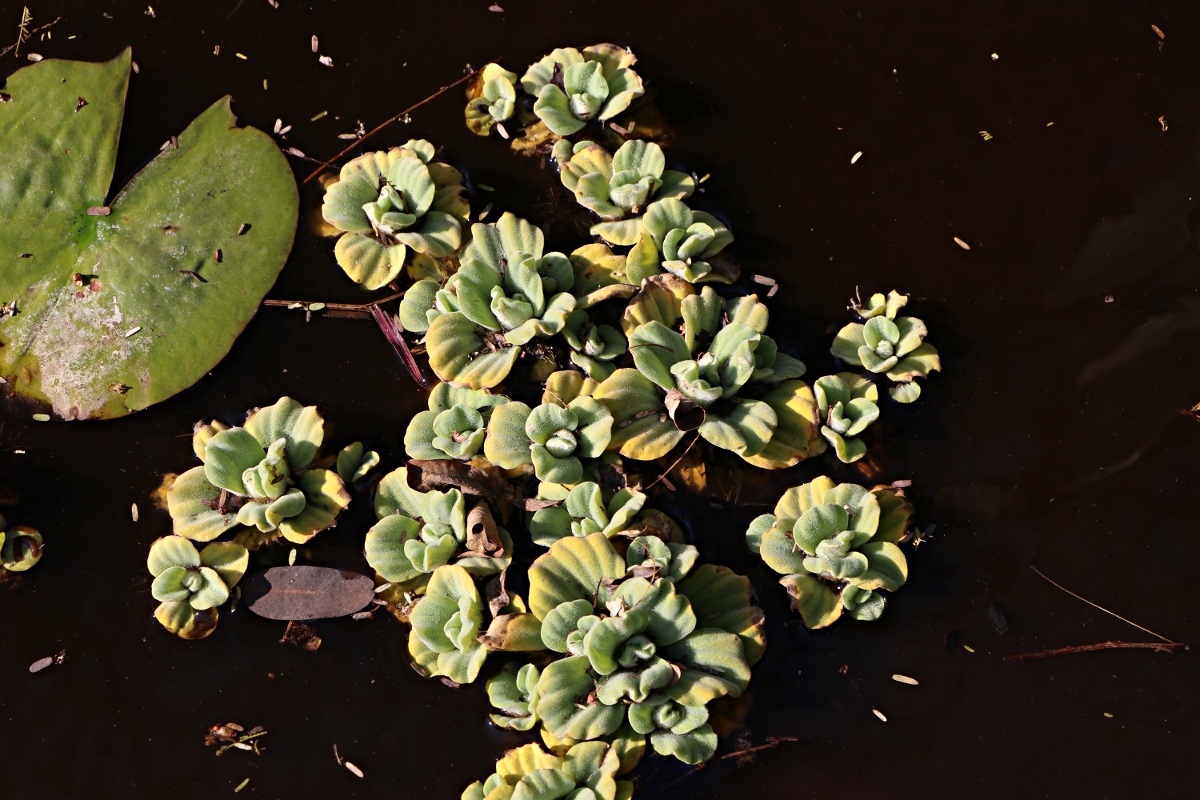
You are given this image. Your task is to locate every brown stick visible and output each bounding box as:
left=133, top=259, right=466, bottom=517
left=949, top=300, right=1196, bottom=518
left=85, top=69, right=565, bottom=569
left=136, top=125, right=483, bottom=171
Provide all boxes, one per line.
left=1004, top=640, right=1186, bottom=662
left=301, top=67, right=483, bottom=185
left=369, top=303, right=429, bottom=389
left=262, top=292, right=404, bottom=313
left=662, top=736, right=801, bottom=790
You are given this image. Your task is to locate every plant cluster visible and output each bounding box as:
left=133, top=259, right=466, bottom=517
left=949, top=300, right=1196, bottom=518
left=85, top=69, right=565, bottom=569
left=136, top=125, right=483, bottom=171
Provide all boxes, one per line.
left=148, top=397, right=372, bottom=638
left=179, top=42, right=940, bottom=798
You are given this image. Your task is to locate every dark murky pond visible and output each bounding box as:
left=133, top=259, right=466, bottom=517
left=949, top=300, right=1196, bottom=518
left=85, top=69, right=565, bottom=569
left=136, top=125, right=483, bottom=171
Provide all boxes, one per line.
left=3, top=1, right=1198, bottom=796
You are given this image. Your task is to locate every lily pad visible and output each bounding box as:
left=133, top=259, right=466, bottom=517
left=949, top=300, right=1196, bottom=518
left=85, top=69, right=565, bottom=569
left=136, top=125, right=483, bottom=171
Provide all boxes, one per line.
left=0, top=50, right=298, bottom=419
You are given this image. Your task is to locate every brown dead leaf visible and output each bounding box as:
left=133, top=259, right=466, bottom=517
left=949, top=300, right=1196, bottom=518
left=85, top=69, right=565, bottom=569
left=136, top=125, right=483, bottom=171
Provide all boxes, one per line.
left=242, top=566, right=374, bottom=620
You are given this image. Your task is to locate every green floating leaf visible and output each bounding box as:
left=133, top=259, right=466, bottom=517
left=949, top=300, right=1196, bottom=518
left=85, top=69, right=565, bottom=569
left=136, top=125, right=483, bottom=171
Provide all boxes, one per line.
left=0, top=51, right=298, bottom=419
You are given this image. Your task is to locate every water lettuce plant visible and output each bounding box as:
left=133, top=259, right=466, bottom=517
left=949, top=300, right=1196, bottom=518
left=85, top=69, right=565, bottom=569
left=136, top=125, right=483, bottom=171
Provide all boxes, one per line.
left=166, top=397, right=350, bottom=546
left=527, top=481, right=647, bottom=546
left=462, top=741, right=635, bottom=800
left=553, top=139, right=695, bottom=225
left=408, top=564, right=490, bottom=683
left=525, top=533, right=763, bottom=764
left=745, top=477, right=911, bottom=629
left=484, top=393, right=614, bottom=485
left=0, top=50, right=298, bottom=420
left=364, top=467, right=511, bottom=589
left=0, top=517, right=42, bottom=573
left=486, top=663, right=542, bottom=731
left=596, top=284, right=815, bottom=466
left=831, top=289, right=940, bottom=396
left=321, top=140, right=468, bottom=291
left=465, top=63, right=520, bottom=137
left=618, top=199, right=735, bottom=282
left=147, top=535, right=248, bottom=640
left=813, top=372, right=880, bottom=463
left=424, top=213, right=577, bottom=388
left=404, top=383, right=510, bottom=461
left=522, top=45, right=644, bottom=136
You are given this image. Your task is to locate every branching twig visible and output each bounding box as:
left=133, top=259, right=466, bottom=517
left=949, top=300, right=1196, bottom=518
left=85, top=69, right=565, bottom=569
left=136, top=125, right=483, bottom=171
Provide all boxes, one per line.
left=662, top=736, right=801, bottom=790
left=1, top=12, right=59, bottom=58
left=1004, top=640, right=1186, bottom=662
left=1031, top=565, right=1177, bottom=643
left=301, top=66, right=486, bottom=185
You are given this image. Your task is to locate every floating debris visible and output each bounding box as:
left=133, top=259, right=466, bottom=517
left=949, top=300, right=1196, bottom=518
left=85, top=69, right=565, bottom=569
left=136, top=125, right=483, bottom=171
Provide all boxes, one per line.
left=953, top=236, right=971, bottom=250
left=489, top=4, right=504, bottom=12
left=990, top=52, right=1000, bottom=60
left=31, top=413, right=50, bottom=422
left=850, top=150, right=863, bottom=165
left=979, top=130, right=993, bottom=141
left=892, top=674, right=919, bottom=686
left=206, top=723, right=268, bottom=756
left=280, top=620, right=322, bottom=651
left=284, top=147, right=305, bottom=158
left=124, top=326, right=141, bottom=338
left=29, top=650, right=66, bottom=673
left=1103, top=712, right=1114, bottom=718
left=1151, top=24, right=1165, bottom=40
left=963, top=644, right=976, bottom=653
left=751, top=274, right=777, bottom=286
left=86, top=206, right=111, bottom=216
left=287, top=548, right=297, bottom=566
left=1158, top=115, right=1168, bottom=132
left=26, top=53, right=42, bottom=62
left=235, top=53, right=248, bottom=61
left=872, top=708, right=888, bottom=722
left=311, top=35, right=318, bottom=53
left=310, top=110, right=327, bottom=121
left=132, top=60, right=139, bottom=74
left=131, top=503, right=139, bottom=522
left=345, top=762, right=364, bottom=779
left=318, top=55, right=333, bottom=67
left=234, top=778, right=250, bottom=793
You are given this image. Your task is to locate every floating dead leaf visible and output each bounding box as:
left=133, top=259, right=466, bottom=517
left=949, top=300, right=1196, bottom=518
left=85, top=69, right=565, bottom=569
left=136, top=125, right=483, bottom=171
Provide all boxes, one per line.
left=206, top=722, right=268, bottom=756
left=465, top=501, right=503, bottom=556
left=484, top=570, right=509, bottom=617
left=280, top=620, right=322, bottom=651
left=405, top=458, right=546, bottom=512
left=241, top=566, right=374, bottom=620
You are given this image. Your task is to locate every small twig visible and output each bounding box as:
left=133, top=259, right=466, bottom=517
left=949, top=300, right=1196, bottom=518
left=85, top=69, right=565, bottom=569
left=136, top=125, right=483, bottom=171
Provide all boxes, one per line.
left=1031, top=565, right=1176, bottom=643
left=369, top=303, right=429, bottom=389
left=1004, top=640, right=1186, bottom=662
left=1, top=13, right=58, bottom=58
left=643, top=433, right=701, bottom=491
left=302, top=66, right=487, bottom=185
left=262, top=292, right=403, bottom=315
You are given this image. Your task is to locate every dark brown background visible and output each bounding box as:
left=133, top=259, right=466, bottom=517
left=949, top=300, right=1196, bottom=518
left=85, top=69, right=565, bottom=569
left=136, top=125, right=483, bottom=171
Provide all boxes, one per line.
left=2, top=1, right=1197, bottom=797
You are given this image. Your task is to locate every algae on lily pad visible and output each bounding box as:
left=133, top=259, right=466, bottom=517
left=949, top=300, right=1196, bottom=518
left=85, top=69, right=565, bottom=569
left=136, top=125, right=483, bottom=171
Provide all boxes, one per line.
left=0, top=50, right=298, bottom=419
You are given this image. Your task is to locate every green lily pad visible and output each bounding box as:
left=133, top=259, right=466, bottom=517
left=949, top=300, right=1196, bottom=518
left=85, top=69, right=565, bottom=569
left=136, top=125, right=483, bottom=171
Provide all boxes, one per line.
left=0, top=51, right=298, bottom=419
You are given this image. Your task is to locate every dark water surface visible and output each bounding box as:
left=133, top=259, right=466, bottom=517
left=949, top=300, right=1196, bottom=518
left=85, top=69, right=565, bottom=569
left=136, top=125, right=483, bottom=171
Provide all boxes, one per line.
left=3, top=1, right=1198, bottom=797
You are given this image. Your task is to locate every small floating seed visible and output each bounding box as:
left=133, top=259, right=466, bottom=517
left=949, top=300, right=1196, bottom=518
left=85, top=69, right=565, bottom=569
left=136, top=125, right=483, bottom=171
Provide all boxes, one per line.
left=87, top=206, right=111, bottom=216
left=273, top=118, right=282, bottom=133
left=285, top=147, right=306, bottom=158
left=27, top=53, right=43, bottom=62
left=125, top=326, right=141, bottom=337
left=288, top=548, right=297, bottom=566
left=235, top=53, right=248, bottom=60
left=751, top=274, right=776, bottom=286
left=213, top=45, right=220, bottom=55
left=131, top=503, right=139, bottom=522
left=345, top=762, right=364, bottom=778
left=953, top=236, right=971, bottom=250
left=496, top=122, right=510, bottom=139
left=872, top=708, right=888, bottom=722
left=308, top=302, right=326, bottom=311
left=851, top=150, right=863, bottom=164
left=32, top=413, right=50, bottom=422
left=337, top=133, right=359, bottom=140
left=1103, top=712, right=1114, bottom=718
left=238, top=223, right=250, bottom=235
left=311, top=35, right=319, bottom=53
left=235, top=778, right=250, bottom=793
left=278, top=125, right=292, bottom=136
left=963, top=644, right=976, bottom=653
left=1151, top=24, right=1165, bottom=40
left=892, top=674, right=919, bottom=686
left=374, top=582, right=393, bottom=594
left=766, top=284, right=779, bottom=298
left=310, top=110, right=327, bottom=121
left=489, top=3, right=504, bottom=11
left=29, top=656, right=55, bottom=672
left=132, top=60, right=139, bottom=74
